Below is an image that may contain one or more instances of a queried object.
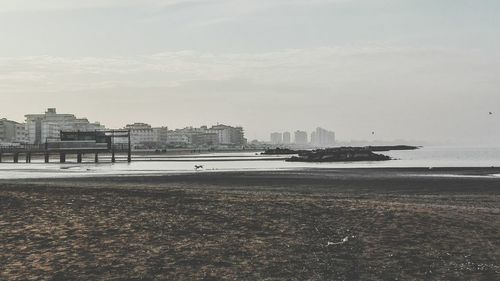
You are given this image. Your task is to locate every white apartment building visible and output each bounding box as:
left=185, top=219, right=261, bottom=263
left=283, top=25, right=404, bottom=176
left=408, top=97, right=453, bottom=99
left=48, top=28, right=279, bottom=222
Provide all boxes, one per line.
left=294, top=130, right=308, bottom=145
left=311, top=127, right=335, bottom=147
left=283, top=132, right=291, bottom=144
left=166, top=127, right=203, bottom=145
left=153, top=126, right=169, bottom=145
left=125, top=123, right=155, bottom=146
left=270, top=132, right=283, bottom=145
left=209, top=124, right=246, bottom=146
left=166, top=131, right=190, bottom=144
left=25, top=108, right=104, bottom=144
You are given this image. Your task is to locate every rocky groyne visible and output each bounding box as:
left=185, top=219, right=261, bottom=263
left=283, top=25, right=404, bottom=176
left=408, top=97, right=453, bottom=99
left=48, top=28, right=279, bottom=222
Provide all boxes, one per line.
left=286, top=147, right=392, bottom=162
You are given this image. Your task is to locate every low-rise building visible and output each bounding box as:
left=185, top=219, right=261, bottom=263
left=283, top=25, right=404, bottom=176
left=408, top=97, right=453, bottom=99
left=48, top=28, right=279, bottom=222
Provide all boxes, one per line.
left=191, top=133, right=219, bottom=147
left=0, top=118, right=28, bottom=144
left=166, top=130, right=190, bottom=145
left=167, top=127, right=205, bottom=145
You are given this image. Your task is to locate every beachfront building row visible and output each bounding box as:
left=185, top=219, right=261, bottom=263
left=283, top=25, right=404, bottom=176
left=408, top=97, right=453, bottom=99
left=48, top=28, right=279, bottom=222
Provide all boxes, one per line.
left=2, top=108, right=247, bottom=149
left=2, top=109, right=103, bottom=145
left=157, top=125, right=243, bottom=146
left=123, top=123, right=246, bottom=148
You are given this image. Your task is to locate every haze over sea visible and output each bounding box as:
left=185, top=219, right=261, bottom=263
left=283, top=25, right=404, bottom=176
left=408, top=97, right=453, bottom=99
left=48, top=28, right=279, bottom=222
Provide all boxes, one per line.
left=1, top=146, right=500, bottom=179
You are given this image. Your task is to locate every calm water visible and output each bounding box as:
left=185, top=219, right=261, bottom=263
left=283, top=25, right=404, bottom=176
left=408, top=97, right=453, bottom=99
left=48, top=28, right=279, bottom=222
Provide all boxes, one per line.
left=1, top=146, right=500, bottom=179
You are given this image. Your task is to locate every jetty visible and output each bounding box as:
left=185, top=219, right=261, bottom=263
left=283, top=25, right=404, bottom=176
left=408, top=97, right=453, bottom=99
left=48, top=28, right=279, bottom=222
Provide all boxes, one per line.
left=263, top=145, right=419, bottom=156
left=286, top=147, right=394, bottom=162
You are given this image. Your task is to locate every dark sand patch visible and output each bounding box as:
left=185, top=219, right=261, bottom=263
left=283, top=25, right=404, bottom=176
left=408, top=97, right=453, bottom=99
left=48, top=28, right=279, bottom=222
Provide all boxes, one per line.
left=0, top=168, right=499, bottom=280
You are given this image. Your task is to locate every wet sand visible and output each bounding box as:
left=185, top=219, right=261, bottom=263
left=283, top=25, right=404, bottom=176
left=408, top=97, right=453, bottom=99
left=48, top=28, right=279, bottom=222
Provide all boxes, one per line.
left=1, top=168, right=499, bottom=280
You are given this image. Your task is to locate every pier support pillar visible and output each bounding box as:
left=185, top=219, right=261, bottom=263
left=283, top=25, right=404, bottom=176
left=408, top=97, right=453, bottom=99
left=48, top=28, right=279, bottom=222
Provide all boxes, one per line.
left=0, top=152, right=2, bottom=163
left=77, top=153, right=82, bottom=163
left=94, top=153, right=99, bottom=163
left=44, top=154, right=50, bottom=163
left=60, top=153, right=66, bottom=163
left=127, top=131, right=132, bottom=163
left=111, top=130, right=116, bottom=163
left=13, top=153, right=19, bottom=163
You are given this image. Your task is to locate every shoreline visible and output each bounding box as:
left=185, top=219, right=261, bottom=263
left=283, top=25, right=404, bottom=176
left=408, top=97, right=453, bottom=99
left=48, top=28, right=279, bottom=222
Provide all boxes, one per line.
left=1, top=166, right=500, bottom=181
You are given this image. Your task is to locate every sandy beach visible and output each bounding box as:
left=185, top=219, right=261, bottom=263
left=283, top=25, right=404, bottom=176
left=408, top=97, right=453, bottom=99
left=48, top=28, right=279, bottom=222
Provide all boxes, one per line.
left=1, top=168, right=499, bottom=280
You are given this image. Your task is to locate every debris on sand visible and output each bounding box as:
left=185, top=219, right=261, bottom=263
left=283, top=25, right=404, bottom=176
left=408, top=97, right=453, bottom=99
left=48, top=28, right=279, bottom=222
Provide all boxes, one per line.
left=326, top=236, right=352, bottom=246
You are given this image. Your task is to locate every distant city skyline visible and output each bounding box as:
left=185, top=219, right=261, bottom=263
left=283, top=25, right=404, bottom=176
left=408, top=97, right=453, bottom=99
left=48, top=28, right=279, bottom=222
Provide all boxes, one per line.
left=1, top=0, right=499, bottom=145
left=270, top=128, right=335, bottom=146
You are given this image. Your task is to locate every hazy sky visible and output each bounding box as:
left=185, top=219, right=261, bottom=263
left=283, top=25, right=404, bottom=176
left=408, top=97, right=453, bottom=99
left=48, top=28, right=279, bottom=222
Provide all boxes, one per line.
left=1, top=0, right=499, bottom=143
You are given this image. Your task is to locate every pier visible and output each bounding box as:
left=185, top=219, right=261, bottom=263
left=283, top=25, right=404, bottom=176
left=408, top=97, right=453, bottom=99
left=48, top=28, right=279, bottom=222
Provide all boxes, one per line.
left=0, top=130, right=131, bottom=163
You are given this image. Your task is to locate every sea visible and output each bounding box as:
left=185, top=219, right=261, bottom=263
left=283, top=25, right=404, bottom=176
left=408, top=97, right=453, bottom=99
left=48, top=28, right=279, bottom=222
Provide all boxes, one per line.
left=1, top=146, right=500, bottom=179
